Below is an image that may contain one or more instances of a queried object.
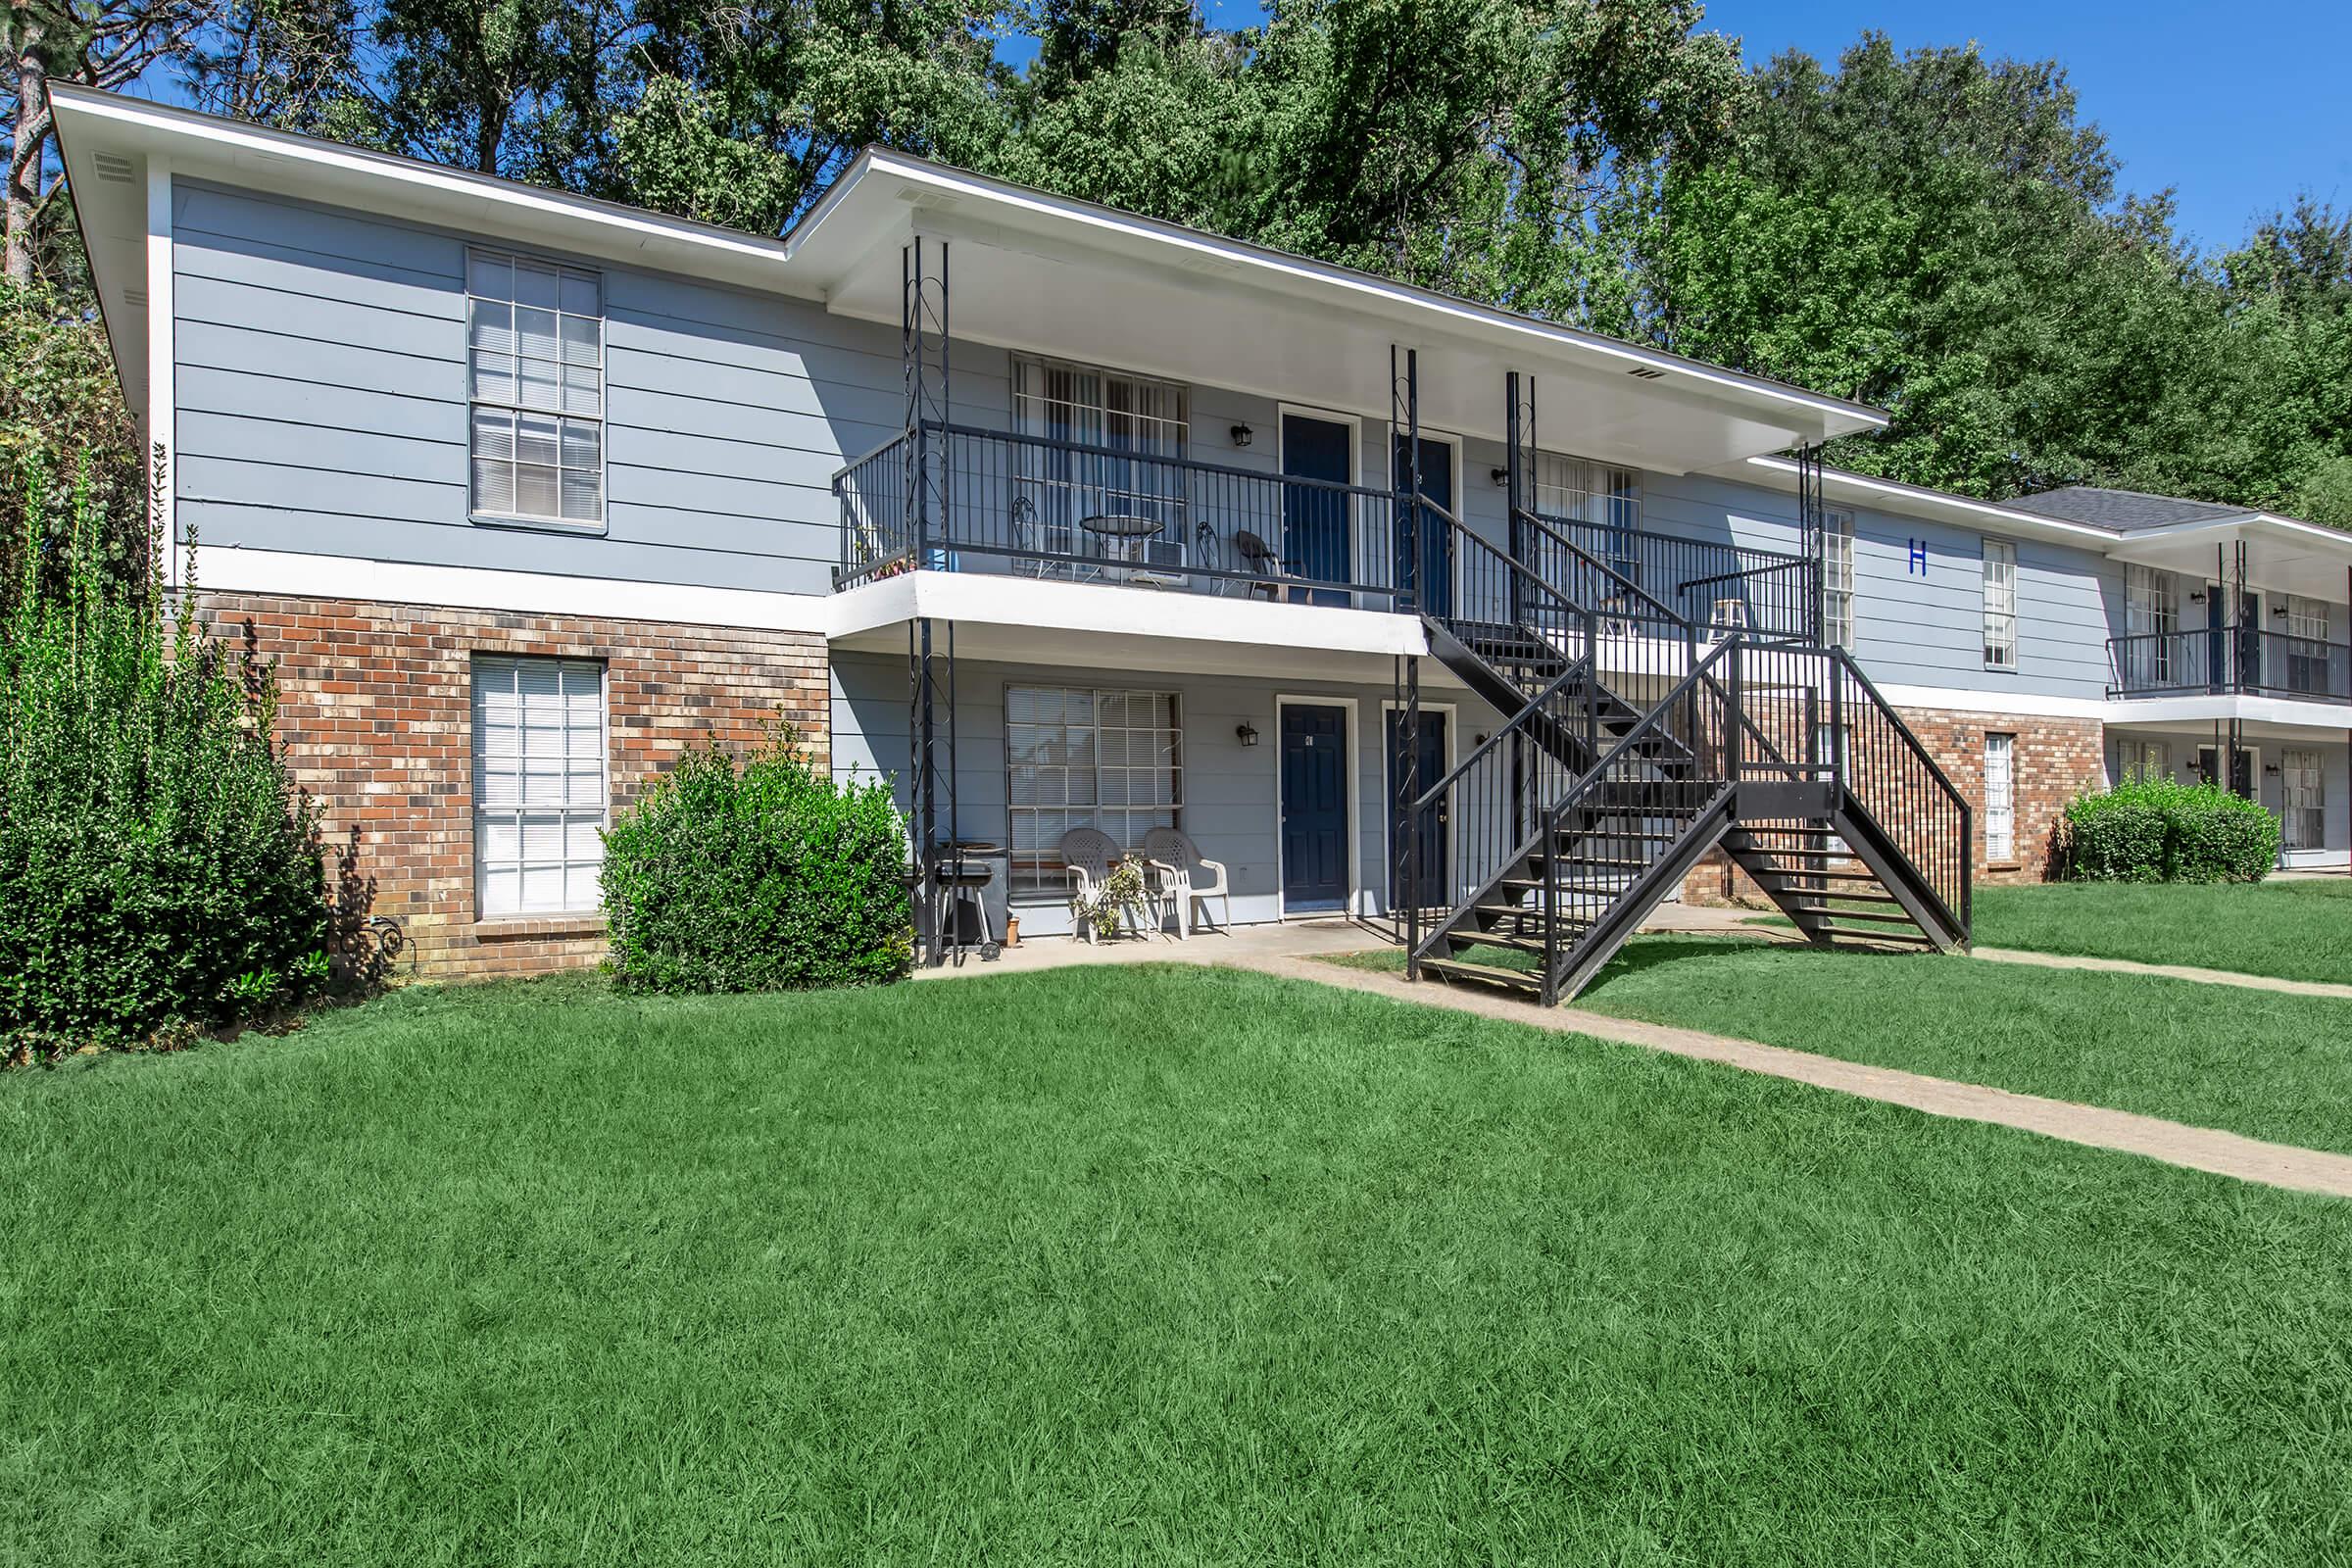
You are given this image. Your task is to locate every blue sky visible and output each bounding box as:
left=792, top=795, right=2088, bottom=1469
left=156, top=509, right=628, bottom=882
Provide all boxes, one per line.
left=1175, top=0, right=2351, bottom=255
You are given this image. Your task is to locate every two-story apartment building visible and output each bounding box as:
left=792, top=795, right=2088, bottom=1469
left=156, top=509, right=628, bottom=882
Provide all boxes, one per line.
left=52, top=87, right=2352, bottom=997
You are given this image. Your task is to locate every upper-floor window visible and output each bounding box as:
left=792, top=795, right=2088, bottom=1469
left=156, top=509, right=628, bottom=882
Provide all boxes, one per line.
left=1822, top=509, right=1855, bottom=648
left=1531, top=452, right=1639, bottom=528
left=467, top=249, right=604, bottom=529
left=2124, top=564, right=2180, bottom=687
left=1010, top=359, right=1189, bottom=564
left=1982, top=538, right=2018, bottom=669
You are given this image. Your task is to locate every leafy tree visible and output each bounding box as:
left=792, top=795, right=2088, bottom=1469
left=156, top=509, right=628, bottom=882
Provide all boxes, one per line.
left=0, top=276, right=146, bottom=616
left=6, top=0, right=211, bottom=283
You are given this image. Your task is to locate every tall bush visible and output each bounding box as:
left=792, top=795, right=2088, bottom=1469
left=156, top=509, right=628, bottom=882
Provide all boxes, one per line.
left=0, top=453, right=334, bottom=1060
left=2060, top=775, right=2279, bottom=884
left=602, top=728, right=913, bottom=994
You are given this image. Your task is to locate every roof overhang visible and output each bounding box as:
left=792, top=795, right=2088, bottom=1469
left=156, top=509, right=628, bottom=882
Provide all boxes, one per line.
left=1739, top=456, right=2121, bottom=549
left=55, top=86, right=1886, bottom=475
left=51, top=84, right=816, bottom=423
left=787, top=150, right=1888, bottom=470
left=2102, top=514, right=2352, bottom=597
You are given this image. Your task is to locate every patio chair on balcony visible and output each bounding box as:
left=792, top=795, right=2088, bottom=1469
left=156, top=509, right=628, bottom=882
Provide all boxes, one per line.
left=1141, top=827, right=1231, bottom=938
left=1233, top=530, right=1287, bottom=602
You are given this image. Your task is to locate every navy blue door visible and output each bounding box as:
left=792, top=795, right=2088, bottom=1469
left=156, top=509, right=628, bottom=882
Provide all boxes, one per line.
left=1394, top=435, right=1454, bottom=617
left=1282, top=415, right=1352, bottom=607
left=1281, top=705, right=1349, bottom=912
left=1386, top=710, right=1448, bottom=908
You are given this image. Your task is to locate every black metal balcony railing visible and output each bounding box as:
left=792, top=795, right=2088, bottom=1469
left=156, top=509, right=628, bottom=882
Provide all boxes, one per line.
left=835, top=422, right=1408, bottom=605
left=835, top=423, right=1822, bottom=635
left=2108, top=627, right=2352, bottom=703
left=1529, top=512, right=1815, bottom=640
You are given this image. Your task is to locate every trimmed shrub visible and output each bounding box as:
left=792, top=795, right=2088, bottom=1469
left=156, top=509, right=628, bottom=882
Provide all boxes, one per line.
left=602, top=727, right=912, bottom=993
left=0, top=455, right=335, bottom=1059
left=2060, top=774, right=2279, bottom=884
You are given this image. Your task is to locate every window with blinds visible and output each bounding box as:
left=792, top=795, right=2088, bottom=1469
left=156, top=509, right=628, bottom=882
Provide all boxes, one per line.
left=2116, top=738, right=2172, bottom=783
left=1004, top=685, right=1182, bottom=899
left=467, top=249, right=604, bottom=528
left=1982, top=540, right=2018, bottom=669
left=1010, top=359, right=1190, bottom=567
left=2125, top=564, right=2180, bottom=686
left=1984, top=732, right=2016, bottom=861
left=1822, top=509, right=1855, bottom=648
left=2281, top=749, right=2324, bottom=851
left=472, top=657, right=608, bottom=916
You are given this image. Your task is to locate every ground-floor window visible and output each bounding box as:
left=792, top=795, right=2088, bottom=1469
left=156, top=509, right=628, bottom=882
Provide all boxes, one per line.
left=1984, top=732, right=2016, bottom=862
left=472, top=655, right=608, bottom=916
left=2117, top=738, right=2171, bottom=783
left=2282, top=748, right=2325, bottom=851
left=1005, top=685, right=1183, bottom=899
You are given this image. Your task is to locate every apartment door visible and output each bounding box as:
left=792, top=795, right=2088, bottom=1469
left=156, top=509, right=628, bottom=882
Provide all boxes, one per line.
left=2206, top=586, right=2258, bottom=688
left=1279, top=704, right=1350, bottom=912
left=2196, top=744, right=2256, bottom=800
left=1384, top=709, right=1449, bottom=909
left=1281, top=415, right=1352, bottom=608
left=1393, top=434, right=1455, bottom=618
left=2280, top=748, right=2325, bottom=851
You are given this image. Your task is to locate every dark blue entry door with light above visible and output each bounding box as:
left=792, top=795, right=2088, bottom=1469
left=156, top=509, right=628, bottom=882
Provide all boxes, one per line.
left=1280, top=704, right=1349, bottom=912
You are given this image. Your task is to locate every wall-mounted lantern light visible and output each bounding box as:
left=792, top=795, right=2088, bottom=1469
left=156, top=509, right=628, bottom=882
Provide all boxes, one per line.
left=2188, top=589, right=2207, bottom=605
left=1490, top=466, right=1509, bottom=487
left=1230, top=423, right=1254, bottom=449
left=1236, top=721, right=1259, bottom=748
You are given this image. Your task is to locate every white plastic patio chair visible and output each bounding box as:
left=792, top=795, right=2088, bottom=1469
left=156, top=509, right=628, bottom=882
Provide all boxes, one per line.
left=1059, top=827, right=1163, bottom=943
left=1142, top=827, right=1231, bottom=938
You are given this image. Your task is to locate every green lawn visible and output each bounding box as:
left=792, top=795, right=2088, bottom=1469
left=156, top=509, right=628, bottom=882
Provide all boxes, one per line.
left=7, top=967, right=2352, bottom=1563
left=1969, top=878, right=2352, bottom=984
left=1343, top=932, right=2352, bottom=1155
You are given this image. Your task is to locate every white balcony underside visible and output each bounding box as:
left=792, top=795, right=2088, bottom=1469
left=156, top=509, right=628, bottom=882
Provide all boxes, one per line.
left=2104, top=693, right=2352, bottom=731
left=828, top=570, right=1431, bottom=683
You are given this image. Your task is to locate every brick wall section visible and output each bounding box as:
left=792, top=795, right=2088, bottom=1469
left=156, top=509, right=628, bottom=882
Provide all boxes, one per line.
left=1684, top=706, right=2106, bottom=906
left=198, top=593, right=829, bottom=979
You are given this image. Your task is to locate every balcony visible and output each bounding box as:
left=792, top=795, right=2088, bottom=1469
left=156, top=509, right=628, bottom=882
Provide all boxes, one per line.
left=832, top=422, right=1817, bottom=639
left=2108, top=628, right=2352, bottom=704
left=1526, top=513, right=1815, bottom=641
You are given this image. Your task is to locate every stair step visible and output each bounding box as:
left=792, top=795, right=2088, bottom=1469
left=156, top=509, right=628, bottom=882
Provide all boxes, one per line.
left=1451, top=928, right=1568, bottom=956
left=1774, top=890, right=1904, bottom=906
left=1750, top=867, right=1883, bottom=884
left=1810, top=924, right=1939, bottom=947
left=1791, top=906, right=1921, bottom=926
left=1738, top=847, right=1852, bottom=862
left=1420, top=956, right=1542, bottom=993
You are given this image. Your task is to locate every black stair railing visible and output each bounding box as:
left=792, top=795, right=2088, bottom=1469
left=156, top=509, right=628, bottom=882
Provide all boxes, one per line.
left=1700, top=640, right=1972, bottom=941
left=1527, top=638, right=1742, bottom=1002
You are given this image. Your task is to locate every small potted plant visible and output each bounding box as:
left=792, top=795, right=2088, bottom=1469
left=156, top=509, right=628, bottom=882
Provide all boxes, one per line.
left=1070, top=858, right=1151, bottom=942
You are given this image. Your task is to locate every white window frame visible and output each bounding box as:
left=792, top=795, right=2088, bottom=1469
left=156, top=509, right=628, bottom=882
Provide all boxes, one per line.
left=472, top=655, right=609, bottom=917
left=2116, top=738, right=2172, bottom=783
left=1982, top=539, right=2018, bottom=670
left=1004, top=684, right=1184, bottom=902
left=2124, top=564, right=2180, bottom=686
left=1984, top=731, right=2017, bottom=862
left=2281, top=748, right=2325, bottom=851
left=1822, top=508, right=1855, bottom=649
left=1009, top=358, right=1190, bottom=577
left=466, top=247, right=607, bottom=532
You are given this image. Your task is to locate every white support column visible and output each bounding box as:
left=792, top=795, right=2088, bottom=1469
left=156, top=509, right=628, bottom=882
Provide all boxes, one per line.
left=144, top=155, right=175, bottom=588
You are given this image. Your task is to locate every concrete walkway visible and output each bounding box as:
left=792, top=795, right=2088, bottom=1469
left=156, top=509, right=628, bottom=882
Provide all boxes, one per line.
left=919, top=922, right=2352, bottom=1200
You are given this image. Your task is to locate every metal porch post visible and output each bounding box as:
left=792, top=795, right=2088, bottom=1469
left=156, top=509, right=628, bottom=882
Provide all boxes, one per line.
left=903, top=236, right=955, bottom=964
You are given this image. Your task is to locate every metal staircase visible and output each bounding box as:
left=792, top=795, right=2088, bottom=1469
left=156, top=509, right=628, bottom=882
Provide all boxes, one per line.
left=1394, top=383, right=1971, bottom=1006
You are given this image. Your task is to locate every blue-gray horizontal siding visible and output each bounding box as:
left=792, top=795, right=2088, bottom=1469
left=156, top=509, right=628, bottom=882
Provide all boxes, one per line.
left=1642, top=471, right=2116, bottom=701
left=172, top=178, right=1006, bottom=595
left=832, top=653, right=1506, bottom=936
